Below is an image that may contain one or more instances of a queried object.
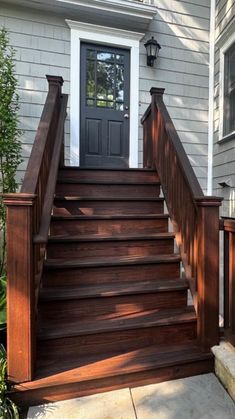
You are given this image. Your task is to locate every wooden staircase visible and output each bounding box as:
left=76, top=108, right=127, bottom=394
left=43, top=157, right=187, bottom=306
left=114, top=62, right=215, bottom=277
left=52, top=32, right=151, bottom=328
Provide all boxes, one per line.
left=4, top=78, right=222, bottom=407
left=12, top=167, right=213, bottom=406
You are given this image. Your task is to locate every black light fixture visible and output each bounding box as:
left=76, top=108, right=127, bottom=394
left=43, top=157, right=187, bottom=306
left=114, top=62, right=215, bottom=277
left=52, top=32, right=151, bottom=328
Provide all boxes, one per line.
left=144, top=36, right=161, bottom=67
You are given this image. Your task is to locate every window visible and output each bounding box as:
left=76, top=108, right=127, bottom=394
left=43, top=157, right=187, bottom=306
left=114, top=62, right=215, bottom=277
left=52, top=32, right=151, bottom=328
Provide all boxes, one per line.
left=224, top=43, right=235, bottom=136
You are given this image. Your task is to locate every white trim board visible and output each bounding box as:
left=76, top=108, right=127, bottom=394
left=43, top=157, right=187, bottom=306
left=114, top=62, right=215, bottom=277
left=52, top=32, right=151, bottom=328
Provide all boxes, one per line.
left=66, top=20, right=144, bottom=167
left=218, top=21, right=235, bottom=142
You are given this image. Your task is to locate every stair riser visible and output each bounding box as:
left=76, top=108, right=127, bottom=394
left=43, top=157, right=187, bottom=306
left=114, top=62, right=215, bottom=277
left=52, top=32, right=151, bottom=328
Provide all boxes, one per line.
left=58, top=169, right=159, bottom=183
left=55, top=183, right=160, bottom=198
left=39, top=291, right=187, bottom=322
left=50, top=218, right=168, bottom=236
left=53, top=200, right=164, bottom=216
left=12, top=358, right=213, bottom=407
left=43, top=262, right=180, bottom=287
left=38, top=322, right=196, bottom=360
left=47, top=238, right=174, bottom=259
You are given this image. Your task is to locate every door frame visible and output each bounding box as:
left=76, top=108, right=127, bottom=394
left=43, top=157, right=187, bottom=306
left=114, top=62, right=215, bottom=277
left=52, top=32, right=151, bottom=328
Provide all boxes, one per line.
left=66, top=20, right=144, bottom=167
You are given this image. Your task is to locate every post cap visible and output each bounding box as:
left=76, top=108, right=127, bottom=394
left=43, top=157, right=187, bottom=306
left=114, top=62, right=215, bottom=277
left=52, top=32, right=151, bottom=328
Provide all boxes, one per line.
left=46, top=75, right=64, bottom=86
left=150, top=87, right=165, bottom=96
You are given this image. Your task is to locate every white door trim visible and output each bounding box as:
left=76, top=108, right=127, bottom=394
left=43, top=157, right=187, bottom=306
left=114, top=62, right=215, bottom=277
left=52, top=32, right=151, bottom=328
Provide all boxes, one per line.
left=66, top=20, right=144, bottom=167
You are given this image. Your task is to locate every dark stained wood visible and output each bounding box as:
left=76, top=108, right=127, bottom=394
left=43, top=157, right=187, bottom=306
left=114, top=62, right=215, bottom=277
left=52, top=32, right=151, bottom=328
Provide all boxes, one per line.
left=53, top=197, right=164, bottom=216
left=58, top=167, right=159, bottom=182
left=142, top=87, right=223, bottom=350
left=55, top=181, right=160, bottom=198
left=38, top=306, right=196, bottom=340
left=12, top=343, right=213, bottom=407
left=44, top=254, right=181, bottom=269
left=4, top=76, right=68, bottom=383
left=222, top=218, right=235, bottom=346
left=196, top=198, right=221, bottom=350
left=37, top=321, right=196, bottom=360
left=50, top=214, right=169, bottom=236
left=39, top=278, right=188, bottom=301
left=43, top=258, right=181, bottom=287
left=47, top=233, right=174, bottom=258
left=3, top=194, right=35, bottom=382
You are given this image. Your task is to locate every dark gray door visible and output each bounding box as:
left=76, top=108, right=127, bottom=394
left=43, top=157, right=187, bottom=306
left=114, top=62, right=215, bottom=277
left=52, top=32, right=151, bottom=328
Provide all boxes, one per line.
left=80, top=42, right=130, bottom=168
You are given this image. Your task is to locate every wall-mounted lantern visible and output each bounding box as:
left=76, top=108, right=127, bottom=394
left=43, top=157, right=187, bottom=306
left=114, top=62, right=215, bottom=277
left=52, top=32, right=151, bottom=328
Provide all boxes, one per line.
left=144, top=36, right=161, bottom=67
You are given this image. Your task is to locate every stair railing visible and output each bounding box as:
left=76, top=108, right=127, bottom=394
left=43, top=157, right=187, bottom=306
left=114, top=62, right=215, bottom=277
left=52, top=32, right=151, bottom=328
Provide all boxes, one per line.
left=220, top=217, right=235, bottom=346
left=4, top=76, right=68, bottom=383
left=142, top=88, right=222, bottom=351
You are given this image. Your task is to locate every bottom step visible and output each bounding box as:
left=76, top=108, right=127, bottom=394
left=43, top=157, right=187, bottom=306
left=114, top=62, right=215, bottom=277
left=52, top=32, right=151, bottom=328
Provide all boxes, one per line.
left=13, top=343, right=213, bottom=407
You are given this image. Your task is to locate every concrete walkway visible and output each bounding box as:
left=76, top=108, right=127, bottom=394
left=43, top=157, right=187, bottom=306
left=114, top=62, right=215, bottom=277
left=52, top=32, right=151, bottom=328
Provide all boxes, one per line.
left=27, top=374, right=235, bottom=419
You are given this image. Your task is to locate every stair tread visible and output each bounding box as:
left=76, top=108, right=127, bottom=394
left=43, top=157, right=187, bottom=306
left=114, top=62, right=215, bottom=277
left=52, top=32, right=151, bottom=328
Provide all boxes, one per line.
left=54, top=196, right=164, bottom=201
left=39, top=278, right=188, bottom=302
left=44, top=253, right=180, bottom=269
left=38, top=306, right=196, bottom=340
left=17, top=342, right=211, bottom=389
left=59, top=167, right=156, bottom=172
left=51, top=214, right=169, bottom=220
left=57, top=179, right=160, bottom=185
left=48, top=232, right=175, bottom=243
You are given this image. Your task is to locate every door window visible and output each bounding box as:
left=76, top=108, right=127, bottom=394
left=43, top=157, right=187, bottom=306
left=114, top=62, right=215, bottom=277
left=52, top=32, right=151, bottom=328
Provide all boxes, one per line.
left=86, top=48, right=125, bottom=111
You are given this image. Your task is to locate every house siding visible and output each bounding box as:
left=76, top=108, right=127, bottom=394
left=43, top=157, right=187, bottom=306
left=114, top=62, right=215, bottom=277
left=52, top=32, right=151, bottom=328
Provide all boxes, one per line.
left=0, top=1, right=210, bottom=190
left=213, top=0, right=235, bottom=215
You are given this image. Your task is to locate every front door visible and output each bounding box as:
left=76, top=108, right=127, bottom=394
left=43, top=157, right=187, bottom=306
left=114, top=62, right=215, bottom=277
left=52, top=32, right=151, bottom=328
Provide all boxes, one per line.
left=80, top=42, right=130, bottom=168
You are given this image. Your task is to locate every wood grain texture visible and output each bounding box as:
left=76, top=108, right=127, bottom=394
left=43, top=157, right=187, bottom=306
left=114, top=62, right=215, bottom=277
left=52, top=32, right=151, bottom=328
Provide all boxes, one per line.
left=142, top=88, right=222, bottom=350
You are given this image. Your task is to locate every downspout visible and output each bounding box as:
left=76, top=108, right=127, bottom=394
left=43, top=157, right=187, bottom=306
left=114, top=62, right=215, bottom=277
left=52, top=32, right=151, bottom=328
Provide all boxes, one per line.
left=207, top=0, right=216, bottom=195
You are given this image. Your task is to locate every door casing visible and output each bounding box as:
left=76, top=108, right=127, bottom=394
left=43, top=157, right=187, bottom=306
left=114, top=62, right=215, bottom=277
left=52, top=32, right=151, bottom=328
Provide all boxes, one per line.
left=66, top=19, right=144, bottom=168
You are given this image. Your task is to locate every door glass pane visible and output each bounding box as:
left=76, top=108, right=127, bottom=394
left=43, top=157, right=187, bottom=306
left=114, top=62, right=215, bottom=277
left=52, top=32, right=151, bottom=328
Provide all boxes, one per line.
left=85, top=47, right=127, bottom=110
left=86, top=60, right=95, bottom=100
left=116, top=65, right=124, bottom=102
left=116, top=54, right=124, bottom=64
left=97, top=61, right=114, bottom=103
left=97, top=52, right=114, bottom=62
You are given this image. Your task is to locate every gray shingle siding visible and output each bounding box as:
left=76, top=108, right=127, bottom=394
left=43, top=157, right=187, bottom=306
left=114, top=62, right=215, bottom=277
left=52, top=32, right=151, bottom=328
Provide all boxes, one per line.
left=0, top=1, right=210, bottom=190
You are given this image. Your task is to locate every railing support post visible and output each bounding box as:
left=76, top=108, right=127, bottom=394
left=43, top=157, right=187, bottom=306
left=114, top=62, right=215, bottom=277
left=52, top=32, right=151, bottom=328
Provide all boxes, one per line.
left=150, top=88, right=165, bottom=168
left=4, top=193, right=36, bottom=383
left=196, top=197, right=222, bottom=351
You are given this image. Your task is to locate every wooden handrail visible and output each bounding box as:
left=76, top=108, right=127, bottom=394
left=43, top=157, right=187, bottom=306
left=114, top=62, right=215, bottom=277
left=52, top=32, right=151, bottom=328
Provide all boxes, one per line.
left=142, top=88, right=222, bottom=350
left=4, top=76, right=68, bottom=383
left=220, top=217, right=235, bottom=346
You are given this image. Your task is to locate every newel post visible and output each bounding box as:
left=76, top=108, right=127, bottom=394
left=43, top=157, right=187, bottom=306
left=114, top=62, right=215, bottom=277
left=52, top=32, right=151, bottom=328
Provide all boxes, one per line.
left=195, top=197, right=223, bottom=351
left=4, top=193, right=36, bottom=383
left=150, top=88, right=165, bottom=167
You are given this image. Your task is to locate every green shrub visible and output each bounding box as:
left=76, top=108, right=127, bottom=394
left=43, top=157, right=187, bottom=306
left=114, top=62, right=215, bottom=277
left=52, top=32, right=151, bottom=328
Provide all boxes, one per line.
left=0, top=345, right=19, bottom=418
left=0, top=27, right=22, bottom=277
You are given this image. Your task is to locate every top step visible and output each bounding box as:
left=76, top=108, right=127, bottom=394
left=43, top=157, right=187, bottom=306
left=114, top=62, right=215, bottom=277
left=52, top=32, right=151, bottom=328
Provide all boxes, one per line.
left=58, top=167, right=159, bottom=183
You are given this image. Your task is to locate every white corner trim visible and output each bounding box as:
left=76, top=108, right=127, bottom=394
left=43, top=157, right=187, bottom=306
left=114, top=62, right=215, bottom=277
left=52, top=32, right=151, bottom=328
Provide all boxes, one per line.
left=207, top=0, right=215, bottom=196
left=67, top=20, right=144, bottom=167
left=218, top=28, right=235, bottom=143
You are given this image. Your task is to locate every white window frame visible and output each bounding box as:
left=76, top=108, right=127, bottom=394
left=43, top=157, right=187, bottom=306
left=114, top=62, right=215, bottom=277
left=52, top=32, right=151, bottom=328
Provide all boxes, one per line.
left=219, top=30, right=235, bottom=142
left=66, top=20, right=144, bottom=167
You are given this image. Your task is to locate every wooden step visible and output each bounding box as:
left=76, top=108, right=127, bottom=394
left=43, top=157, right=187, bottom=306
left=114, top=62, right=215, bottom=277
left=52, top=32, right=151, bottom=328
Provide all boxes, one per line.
left=50, top=214, right=169, bottom=236
left=37, top=307, right=196, bottom=360
left=53, top=196, right=164, bottom=216
left=39, top=278, right=188, bottom=301
left=47, top=232, right=175, bottom=258
left=39, top=279, right=188, bottom=323
left=13, top=343, right=213, bottom=407
left=55, top=180, right=161, bottom=198
left=38, top=306, right=195, bottom=340
left=58, top=167, right=159, bottom=182
left=43, top=254, right=181, bottom=287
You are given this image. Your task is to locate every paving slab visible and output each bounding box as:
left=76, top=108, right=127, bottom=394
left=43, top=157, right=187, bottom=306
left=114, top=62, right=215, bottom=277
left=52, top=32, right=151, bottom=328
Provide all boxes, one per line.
left=27, top=388, right=136, bottom=419
left=27, top=373, right=235, bottom=419
left=131, top=373, right=235, bottom=419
